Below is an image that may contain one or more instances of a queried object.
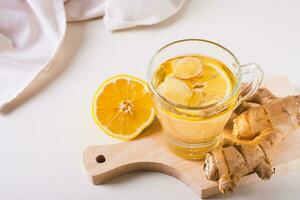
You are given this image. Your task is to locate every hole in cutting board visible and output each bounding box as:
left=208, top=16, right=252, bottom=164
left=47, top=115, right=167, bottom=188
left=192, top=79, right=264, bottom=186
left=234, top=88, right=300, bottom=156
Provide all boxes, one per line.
left=96, top=155, right=106, bottom=163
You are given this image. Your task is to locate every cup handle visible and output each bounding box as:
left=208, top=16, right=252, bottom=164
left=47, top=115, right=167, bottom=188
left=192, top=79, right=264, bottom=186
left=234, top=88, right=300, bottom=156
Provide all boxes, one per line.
left=235, top=63, right=264, bottom=108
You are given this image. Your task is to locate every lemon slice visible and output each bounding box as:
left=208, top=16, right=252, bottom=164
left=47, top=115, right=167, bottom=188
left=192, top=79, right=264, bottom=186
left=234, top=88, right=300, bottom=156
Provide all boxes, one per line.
left=92, top=75, right=155, bottom=140
left=199, top=63, right=232, bottom=106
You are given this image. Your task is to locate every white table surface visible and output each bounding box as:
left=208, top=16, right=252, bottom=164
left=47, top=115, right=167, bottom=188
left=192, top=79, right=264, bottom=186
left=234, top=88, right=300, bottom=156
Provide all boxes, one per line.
left=1, top=1, right=300, bottom=199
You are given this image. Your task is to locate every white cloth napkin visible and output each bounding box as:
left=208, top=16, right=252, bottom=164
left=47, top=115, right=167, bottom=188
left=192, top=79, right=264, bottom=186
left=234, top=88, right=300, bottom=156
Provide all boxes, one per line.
left=0, top=0, right=185, bottom=109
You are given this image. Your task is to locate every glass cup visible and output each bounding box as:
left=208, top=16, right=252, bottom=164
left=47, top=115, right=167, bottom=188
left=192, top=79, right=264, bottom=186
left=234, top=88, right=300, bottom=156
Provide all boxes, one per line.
left=147, top=39, right=263, bottom=160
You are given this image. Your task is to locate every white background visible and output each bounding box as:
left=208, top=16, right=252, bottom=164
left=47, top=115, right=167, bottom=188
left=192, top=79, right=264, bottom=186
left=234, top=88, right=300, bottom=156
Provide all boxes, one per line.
left=1, top=0, right=300, bottom=199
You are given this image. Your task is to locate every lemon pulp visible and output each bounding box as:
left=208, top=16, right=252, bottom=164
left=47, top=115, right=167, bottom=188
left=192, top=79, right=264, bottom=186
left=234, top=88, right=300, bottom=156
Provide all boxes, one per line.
left=92, top=75, right=155, bottom=140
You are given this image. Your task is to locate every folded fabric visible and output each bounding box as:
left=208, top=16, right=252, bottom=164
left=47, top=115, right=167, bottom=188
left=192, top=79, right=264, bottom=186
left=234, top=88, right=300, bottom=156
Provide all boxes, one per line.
left=0, top=0, right=185, bottom=109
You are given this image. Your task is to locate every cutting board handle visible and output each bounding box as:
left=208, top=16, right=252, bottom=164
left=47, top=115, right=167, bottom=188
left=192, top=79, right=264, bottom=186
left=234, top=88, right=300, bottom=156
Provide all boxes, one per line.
left=83, top=139, right=180, bottom=184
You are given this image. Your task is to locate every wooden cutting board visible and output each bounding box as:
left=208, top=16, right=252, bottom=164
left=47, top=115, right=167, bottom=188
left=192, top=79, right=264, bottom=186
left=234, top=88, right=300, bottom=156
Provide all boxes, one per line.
left=83, top=76, right=300, bottom=198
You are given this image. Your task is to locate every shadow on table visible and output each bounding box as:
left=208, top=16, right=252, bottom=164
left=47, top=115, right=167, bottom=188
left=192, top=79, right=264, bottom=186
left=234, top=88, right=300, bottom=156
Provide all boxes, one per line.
left=1, top=23, right=85, bottom=114
left=134, top=118, right=162, bottom=140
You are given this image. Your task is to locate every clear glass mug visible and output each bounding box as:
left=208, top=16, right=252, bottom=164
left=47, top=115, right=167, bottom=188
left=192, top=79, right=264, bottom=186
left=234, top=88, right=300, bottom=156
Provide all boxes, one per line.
left=147, top=39, right=263, bottom=160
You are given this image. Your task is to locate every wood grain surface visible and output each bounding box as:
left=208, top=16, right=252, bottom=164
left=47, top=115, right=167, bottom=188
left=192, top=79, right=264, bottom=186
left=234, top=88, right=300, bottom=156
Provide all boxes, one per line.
left=83, top=76, right=300, bottom=198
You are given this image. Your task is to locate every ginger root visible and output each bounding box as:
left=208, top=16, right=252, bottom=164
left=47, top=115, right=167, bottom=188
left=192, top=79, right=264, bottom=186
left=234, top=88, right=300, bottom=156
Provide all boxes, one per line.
left=233, top=88, right=299, bottom=140
left=234, top=87, right=275, bottom=116
left=203, top=87, right=300, bottom=194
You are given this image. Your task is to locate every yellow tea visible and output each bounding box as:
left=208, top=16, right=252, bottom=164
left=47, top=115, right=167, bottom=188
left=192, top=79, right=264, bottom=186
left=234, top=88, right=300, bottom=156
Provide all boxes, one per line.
left=152, top=54, right=237, bottom=159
